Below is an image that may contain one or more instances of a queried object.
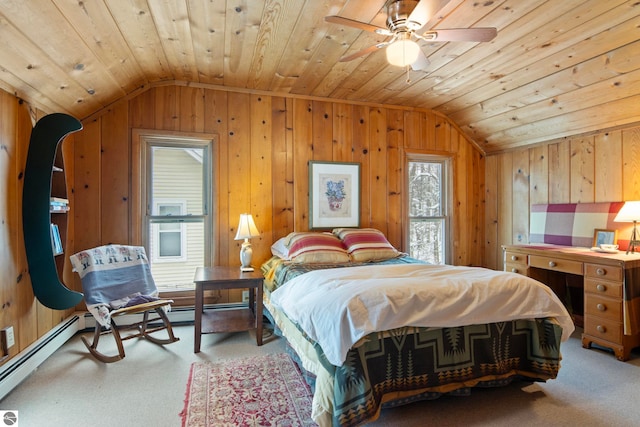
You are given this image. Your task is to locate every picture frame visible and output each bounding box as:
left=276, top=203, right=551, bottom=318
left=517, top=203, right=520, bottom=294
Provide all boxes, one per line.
left=309, top=161, right=360, bottom=229
left=593, top=229, right=618, bottom=247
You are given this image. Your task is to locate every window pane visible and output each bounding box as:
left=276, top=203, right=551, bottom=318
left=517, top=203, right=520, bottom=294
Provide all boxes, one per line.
left=409, top=219, right=445, bottom=264
left=159, top=232, right=181, bottom=256
left=151, top=147, right=204, bottom=215
left=158, top=204, right=181, bottom=216
left=148, top=221, right=205, bottom=288
left=408, top=161, right=442, bottom=217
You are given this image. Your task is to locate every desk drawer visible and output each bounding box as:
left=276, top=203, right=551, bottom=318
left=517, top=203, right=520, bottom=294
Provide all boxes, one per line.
left=585, top=294, right=621, bottom=321
left=505, top=251, right=527, bottom=265
left=584, top=263, right=623, bottom=281
left=505, top=262, right=528, bottom=275
left=584, top=278, right=622, bottom=298
left=529, top=255, right=583, bottom=275
left=584, top=316, right=622, bottom=344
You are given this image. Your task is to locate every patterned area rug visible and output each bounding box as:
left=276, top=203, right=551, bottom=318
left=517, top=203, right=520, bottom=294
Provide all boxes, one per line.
left=180, top=353, right=318, bottom=426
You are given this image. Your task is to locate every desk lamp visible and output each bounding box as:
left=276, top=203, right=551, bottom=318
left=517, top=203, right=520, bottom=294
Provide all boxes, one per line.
left=234, top=213, right=260, bottom=271
left=614, top=201, right=640, bottom=254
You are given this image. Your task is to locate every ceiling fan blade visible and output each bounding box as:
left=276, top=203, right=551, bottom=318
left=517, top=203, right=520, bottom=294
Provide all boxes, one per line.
left=411, top=49, right=430, bottom=71
left=422, top=27, right=497, bottom=42
left=339, top=42, right=390, bottom=62
left=324, top=15, right=393, bottom=36
left=408, top=0, right=452, bottom=29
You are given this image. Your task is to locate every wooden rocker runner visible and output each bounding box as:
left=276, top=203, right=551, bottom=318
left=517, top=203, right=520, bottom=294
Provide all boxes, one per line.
left=70, top=245, right=179, bottom=363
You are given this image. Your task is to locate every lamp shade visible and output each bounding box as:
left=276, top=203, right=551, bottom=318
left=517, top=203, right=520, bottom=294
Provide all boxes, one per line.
left=614, top=201, right=640, bottom=222
left=385, top=39, right=420, bottom=67
left=234, top=213, right=259, bottom=240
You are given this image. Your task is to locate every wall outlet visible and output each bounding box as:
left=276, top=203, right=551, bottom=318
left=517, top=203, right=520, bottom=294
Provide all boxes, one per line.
left=242, top=290, right=249, bottom=302
left=1, top=326, right=15, bottom=354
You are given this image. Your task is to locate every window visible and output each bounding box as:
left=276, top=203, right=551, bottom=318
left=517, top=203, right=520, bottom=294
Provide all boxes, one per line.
left=133, top=132, right=215, bottom=291
left=406, top=156, right=450, bottom=264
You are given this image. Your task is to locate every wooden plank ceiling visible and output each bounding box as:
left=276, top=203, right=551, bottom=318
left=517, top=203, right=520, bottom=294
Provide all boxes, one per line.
left=0, top=0, right=638, bottom=154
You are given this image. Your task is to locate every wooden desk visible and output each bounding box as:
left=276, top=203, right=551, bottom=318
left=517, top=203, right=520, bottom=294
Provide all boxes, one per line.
left=503, top=244, right=640, bottom=361
left=193, top=266, right=263, bottom=353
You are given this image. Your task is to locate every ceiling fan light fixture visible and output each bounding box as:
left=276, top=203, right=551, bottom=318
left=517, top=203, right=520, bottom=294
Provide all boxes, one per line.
left=386, top=39, right=420, bottom=67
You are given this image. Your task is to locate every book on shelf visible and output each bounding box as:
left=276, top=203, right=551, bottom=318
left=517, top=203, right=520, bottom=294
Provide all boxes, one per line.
left=50, top=223, right=63, bottom=255
left=50, top=196, right=69, bottom=205
left=50, top=205, right=70, bottom=213
left=50, top=196, right=70, bottom=212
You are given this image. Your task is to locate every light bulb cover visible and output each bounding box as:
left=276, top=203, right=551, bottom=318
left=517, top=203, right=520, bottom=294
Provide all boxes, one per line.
left=386, top=39, right=420, bottom=67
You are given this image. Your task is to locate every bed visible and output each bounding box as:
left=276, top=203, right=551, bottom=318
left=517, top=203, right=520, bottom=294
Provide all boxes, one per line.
left=261, top=229, right=574, bottom=427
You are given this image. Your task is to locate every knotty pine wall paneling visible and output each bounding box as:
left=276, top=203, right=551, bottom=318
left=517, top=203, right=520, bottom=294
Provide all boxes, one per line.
left=622, top=128, right=640, bottom=201
left=368, top=107, right=388, bottom=235
left=352, top=105, right=370, bottom=229
left=548, top=140, right=571, bottom=203
left=67, top=85, right=486, bottom=306
left=270, top=96, right=294, bottom=241
left=0, top=80, right=486, bottom=366
left=386, top=108, right=404, bottom=247
left=486, top=125, right=640, bottom=271
left=14, top=101, right=38, bottom=352
left=0, top=93, right=79, bottom=363
left=0, top=93, right=20, bottom=360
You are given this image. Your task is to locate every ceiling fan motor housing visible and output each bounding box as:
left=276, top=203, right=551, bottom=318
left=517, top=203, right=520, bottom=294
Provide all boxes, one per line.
left=386, top=0, right=422, bottom=32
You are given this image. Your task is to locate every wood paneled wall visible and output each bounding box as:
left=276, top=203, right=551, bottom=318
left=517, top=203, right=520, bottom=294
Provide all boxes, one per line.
left=69, top=84, right=485, bottom=295
left=485, top=126, right=640, bottom=270
left=4, top=80, right=640, bottom=365
left=0, top=90, right=77, bottom=362
left=0, top=82, right=484, bottom=364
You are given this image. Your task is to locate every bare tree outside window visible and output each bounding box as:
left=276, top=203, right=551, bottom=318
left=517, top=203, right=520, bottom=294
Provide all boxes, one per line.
left=408, top=159, right=448, bottom=264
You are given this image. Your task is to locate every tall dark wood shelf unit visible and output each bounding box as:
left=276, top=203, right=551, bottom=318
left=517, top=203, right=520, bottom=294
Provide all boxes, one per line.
left=22, top=113, right=84, bottom=310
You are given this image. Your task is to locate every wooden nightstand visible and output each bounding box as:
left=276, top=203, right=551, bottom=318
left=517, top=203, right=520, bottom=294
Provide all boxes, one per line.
left=193, top=266, right=264, bottom=353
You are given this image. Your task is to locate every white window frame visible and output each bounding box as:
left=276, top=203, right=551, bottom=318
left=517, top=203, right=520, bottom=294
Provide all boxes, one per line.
left=405, top=154, right=452, bottom=264
left=131, top=129, right=216, bottom=284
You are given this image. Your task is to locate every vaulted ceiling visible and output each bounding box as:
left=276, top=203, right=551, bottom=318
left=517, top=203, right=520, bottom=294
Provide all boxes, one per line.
left=0, top=0, right=638, bottom=154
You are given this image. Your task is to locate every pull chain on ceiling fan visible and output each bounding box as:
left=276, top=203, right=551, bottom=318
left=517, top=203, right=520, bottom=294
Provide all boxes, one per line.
left=325, top=0, right=497, bottom=72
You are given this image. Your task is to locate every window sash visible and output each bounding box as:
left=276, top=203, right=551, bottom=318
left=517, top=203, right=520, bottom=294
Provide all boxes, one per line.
left=406, top=156, right=450, bottom=264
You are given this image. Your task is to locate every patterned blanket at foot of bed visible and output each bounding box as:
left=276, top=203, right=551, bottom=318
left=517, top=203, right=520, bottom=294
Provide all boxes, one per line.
left=305, top=319, right=563, bottom=427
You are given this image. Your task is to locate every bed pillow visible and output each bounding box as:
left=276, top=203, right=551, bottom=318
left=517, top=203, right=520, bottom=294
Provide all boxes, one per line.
left=286, top=232, right=350, bottom=264
left=270, top=237, right=290, bottom=259
left=333, top=228, right=400, bottom=262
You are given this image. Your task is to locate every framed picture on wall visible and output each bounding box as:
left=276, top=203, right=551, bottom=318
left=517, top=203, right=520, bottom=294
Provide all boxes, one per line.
left=309, top=161, right=360, bottom=229
left=593, top=229, right=618, bottom=247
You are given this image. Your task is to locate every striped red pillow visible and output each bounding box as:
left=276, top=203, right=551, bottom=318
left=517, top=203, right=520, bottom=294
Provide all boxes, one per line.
left=286, top=232, right=350, bottom=264
left=333, top=228, right=399, bottom=262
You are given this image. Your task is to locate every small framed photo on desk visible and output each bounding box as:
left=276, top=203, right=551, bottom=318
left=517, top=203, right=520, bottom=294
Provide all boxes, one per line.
left=593, top=229, right=618, bottom=247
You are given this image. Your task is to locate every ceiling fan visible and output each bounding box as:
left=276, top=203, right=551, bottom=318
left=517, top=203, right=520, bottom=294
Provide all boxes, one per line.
left=325, top=0, right=497, bottom=71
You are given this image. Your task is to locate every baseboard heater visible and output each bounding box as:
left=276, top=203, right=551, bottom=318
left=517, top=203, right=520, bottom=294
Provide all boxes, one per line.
left=0, top=315, right=81, bottom=401
left=0, top=304, right=244, bottom=401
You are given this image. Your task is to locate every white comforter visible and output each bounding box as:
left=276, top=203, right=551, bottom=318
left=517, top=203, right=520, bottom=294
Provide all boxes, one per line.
left=270, top=263, right=574, bottom=366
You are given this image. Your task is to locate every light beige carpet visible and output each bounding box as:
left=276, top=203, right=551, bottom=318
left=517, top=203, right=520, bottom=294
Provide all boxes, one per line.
left=2, top=325, right=640, bottom=426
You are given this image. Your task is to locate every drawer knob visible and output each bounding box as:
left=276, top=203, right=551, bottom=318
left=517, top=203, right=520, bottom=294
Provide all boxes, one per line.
left=596, top=268, right=606, bottom=276
left=511, top=255, right=517, bottom=261
left=597, top=325, right=607, bottom=333
left=597, top=303, right=607, bottom=312
left=548, top=261, right=557, bottom=268
left=511, top=268, right=519, bottom=273
left=596, top=284, right=606, bottom=292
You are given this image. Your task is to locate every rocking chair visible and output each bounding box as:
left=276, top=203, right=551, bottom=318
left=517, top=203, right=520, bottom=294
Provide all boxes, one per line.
left=70, top=244, right=179, bottom=362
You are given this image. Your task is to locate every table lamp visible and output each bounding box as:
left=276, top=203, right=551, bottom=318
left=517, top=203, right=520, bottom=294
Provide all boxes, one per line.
left=614, top=201, right=640, bottom=254
left=234, top=213, right=260, bottom=271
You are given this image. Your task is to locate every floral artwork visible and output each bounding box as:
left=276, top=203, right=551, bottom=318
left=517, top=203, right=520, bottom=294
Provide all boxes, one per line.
left=325, top=179, right=346, bottom=211
left=309, top=161, right=360, bottom=229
